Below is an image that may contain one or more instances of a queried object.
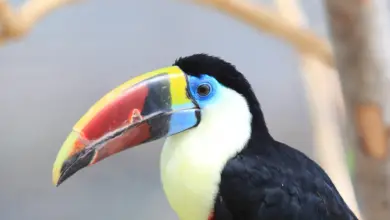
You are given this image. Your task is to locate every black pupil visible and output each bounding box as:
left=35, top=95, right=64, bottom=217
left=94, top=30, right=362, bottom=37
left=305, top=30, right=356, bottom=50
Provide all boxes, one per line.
left=197, top=84, right=211, bottom=96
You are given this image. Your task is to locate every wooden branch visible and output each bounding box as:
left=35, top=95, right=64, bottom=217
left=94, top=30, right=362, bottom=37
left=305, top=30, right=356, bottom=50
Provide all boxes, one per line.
left=324, top=0, right=390, bottom=219
left=0, top=0, right=79, bottom=45
left=191, top=0, right=334, bottom=67
left=324, top=0, right=388, bottom=158
left=274, top=1, right=362, bottom=218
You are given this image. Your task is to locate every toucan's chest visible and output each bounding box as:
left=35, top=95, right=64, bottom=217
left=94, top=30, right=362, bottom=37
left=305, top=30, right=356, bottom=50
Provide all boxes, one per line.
left=159, top=92, right=252, bottom=220
left=160, top=134, right=224, bottom=220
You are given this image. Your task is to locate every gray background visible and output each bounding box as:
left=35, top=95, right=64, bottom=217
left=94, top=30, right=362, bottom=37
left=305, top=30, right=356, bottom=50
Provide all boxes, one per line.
left=1, top=0, right=328, bottom=219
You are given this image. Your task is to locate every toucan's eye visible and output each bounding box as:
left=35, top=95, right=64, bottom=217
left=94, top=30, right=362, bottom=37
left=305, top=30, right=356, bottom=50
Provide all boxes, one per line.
left=197, top=83, right=211, bottom=97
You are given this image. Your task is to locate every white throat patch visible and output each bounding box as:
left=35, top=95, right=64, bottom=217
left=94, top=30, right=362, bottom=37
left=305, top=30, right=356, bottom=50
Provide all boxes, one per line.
left=160, top=85, right=252, bottom=220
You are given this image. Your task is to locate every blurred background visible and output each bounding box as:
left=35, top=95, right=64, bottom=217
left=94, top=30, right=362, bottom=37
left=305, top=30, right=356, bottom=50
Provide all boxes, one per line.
left=0, top=0, right=388, bottom=219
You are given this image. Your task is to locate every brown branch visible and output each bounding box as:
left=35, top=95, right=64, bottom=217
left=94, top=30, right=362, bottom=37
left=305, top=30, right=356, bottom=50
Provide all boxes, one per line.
left=324, top=0, right=390, bottom=219
left=191, top=0, right=334, bottom=67
left=274, top=0, right=362, bottom=218
left=0, top=0, right=80, bottom=45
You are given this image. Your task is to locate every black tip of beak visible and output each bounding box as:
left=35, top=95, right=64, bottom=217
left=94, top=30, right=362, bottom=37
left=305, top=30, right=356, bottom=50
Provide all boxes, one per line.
left=56, top=148, right=96, bottom=187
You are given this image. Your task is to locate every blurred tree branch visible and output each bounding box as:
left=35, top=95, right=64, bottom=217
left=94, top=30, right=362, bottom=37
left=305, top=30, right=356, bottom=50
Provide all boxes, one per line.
left=0, top=0, right=335, bottom=71
left=324, top=0, right=390, bottom=219
left=192, top=0, right=334, bottom=67
left=0, top=0, right=79, bottom=45
left=274, top=0, right=362, bottom=218
left=1, top=0, right=335, bottom=69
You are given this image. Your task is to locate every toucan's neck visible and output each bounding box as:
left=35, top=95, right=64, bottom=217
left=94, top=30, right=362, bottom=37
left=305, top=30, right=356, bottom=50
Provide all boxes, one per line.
left=244, top=90, right=273, bottom=144
left=160, top=84, right=253, bottom=220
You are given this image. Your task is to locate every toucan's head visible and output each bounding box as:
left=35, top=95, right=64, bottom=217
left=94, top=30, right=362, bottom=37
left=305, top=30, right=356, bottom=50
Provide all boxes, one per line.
left=52, top=53, right=270, bottom=187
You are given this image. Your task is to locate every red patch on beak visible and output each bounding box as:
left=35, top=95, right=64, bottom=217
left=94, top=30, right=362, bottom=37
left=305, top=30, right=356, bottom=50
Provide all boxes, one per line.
left=82, top=84, right=148, bottom=141
left=90, top=122, right=151, bottom=165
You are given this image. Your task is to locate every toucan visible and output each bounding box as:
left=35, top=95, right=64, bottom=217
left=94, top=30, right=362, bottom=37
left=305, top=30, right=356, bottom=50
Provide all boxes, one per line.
left=52, top=54, right=358, bottom=220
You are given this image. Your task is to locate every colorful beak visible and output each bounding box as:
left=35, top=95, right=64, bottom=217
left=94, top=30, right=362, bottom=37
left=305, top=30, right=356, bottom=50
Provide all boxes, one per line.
left=52, top=66, right=200, bottom=186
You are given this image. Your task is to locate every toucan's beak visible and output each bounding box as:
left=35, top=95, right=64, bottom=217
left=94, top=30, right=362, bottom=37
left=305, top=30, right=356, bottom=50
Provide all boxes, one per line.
left=52, top=66, right=200, bottom=186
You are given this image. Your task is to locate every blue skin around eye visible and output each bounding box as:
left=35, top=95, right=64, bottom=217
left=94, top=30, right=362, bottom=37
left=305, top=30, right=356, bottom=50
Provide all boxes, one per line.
left=187, top=74, right=219, bottom=108
left=167, top=74, right=220, bottom=136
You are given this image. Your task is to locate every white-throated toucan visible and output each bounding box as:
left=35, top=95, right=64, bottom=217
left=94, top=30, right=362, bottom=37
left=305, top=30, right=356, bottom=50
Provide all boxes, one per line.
left=52, top=54, right=358, bottom=220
